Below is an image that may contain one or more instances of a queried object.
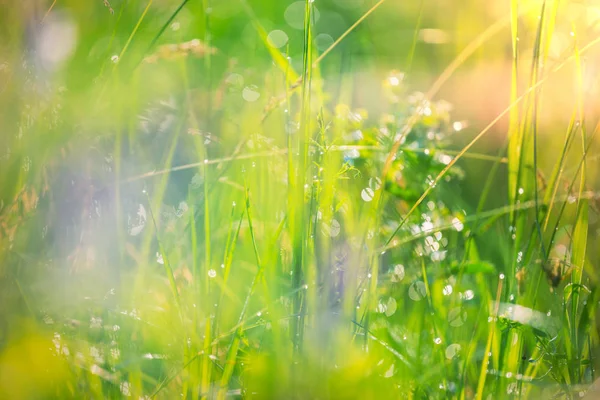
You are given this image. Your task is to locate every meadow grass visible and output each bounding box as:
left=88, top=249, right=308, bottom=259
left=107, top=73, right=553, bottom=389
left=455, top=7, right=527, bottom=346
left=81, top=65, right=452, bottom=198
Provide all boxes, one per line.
left=0, top=0, right=599, bottom=399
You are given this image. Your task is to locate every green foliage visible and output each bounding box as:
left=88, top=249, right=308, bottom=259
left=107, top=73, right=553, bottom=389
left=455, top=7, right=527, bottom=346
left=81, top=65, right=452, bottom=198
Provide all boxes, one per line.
left=0, top=1, right=599, bottom=399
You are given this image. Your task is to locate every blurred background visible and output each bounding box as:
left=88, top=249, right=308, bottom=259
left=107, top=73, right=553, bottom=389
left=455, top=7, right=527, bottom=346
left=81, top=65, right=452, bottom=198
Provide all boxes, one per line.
left=1, top=0, right=600, bottom=398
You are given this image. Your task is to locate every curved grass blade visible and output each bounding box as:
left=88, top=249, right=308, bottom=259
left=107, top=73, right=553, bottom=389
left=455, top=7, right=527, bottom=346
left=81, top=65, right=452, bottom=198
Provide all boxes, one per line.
left=217, top=187, right=263, bottom=399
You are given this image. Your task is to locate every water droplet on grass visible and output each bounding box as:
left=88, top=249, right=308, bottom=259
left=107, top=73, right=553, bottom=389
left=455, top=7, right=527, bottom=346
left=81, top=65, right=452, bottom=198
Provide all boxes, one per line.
left=443, top=285, right=453, bottom=295
left=322, top=218, right=341, bottom=237
left=369, top=177, right=382, bottom=190
left=453, top=121, right=465, bottom=131
left=361, top=188, right=374, bottom=202
left=284, top=2, right=321, bottom=30
left=506, top=382, right=518, bottom=395
left=344, top=148, right=360, bottom=160
left=267, top=30, right=289, bottom=48
left=120, top=381, right=131, bottom=396
left=448, top=307, right=467, bottom=327
left=385, top=297, right=397, bottom=317
left=408, top=281, right=426, bottom=301
left=128, top=204, right=147, bottom=236
left=445, top=343, right=461, bottom=359
left=383, top=363, right=395, bottom=378
left=225, top=73, right=244, bottom=90
left=208, top=269, right=216, bottom=278
left=315, top=33, right=334, bottom=51
left=242, top=85, right=260, bottom=102
left=451, top=217, right=463, bottom=232
left=391, top=264, right=405, bottom=282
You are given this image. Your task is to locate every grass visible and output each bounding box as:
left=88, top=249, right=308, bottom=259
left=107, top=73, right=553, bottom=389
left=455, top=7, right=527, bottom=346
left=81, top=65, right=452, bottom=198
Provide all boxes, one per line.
left=1, top=0, right=599, bottom=399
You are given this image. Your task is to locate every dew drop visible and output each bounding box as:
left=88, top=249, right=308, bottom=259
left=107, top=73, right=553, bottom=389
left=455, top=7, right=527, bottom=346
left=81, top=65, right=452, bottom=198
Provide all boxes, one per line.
left=408, top=281, right=426, bottom=301
left=391, top=264, right=405, bottom=282
left=445, top=343, right=461, bottom=359
left=361, top=187, right=375, bottom=202
left=369, top=177, right=382, bottom=190
left=242, top=85, right=260, bottom=102
left=443, top=284, right=453, bottom=296
left=322, top=218, right=341, bottom=237
left=385, top=297, right=397, bottom=317
left=266, top=30, right=289, bottom=49
left=451, top=217, right=464, bottom=232
left=452, top=121, right=465, bottom=131
left=383, top=363, right=395, bottom=378
left=284, top=2, right=321, bottom=30
left=448, top=307, right=467, bottom=327
left=315, top=33, right=334, bottom=51
left=225, top=73, right=244, bottom=90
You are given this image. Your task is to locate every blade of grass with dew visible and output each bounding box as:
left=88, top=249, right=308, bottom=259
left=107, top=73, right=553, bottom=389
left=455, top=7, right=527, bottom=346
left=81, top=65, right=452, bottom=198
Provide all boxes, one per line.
left=541, top=112, right=578, bottom=232
left=96, top=0, right=154, bottom=104
left=138, top=0, right=191, bottom=69
left=218, top=208, right=245, bottom=308
left=508, top=0, right=545, bottom=286
left=543, top=125, right=599, bottom=384
left=200, top=162, right=212, bottom=400
left=144, top=194, right=182, bottom=317
left=127, top=107, right=187, bottom=396
left=502, top=3, right=549, bottom=391
left=546, top=124, right=598, bottom=265
left=529, top=0, right=549, bottom=259
left=569, top=26, right=588, bottom=384
left=217, top=187, right=264, bottom=399
left=188, top=202, right=200, bottom=400
left=458, top=241, right=495, bottom=399
left=475, top=276, right=504, bottom=400
left=507, top=0, right=520, bottom=225
left=134, top=107, right=185, bottom=286
left=97, top=1, right=127, bottom=80
left=289, top=0, right=315, bottom=355
left=420, top=257, right=449, bottom=391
